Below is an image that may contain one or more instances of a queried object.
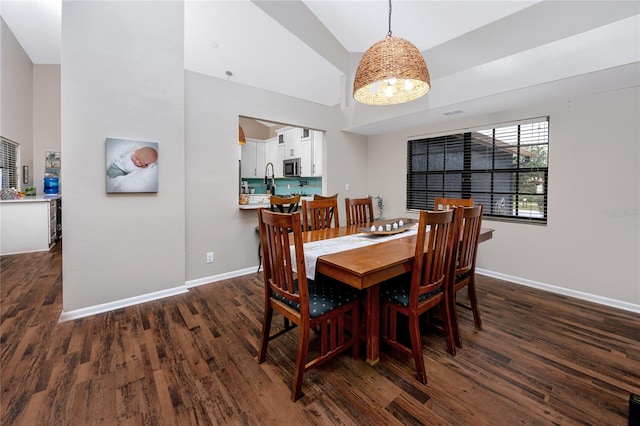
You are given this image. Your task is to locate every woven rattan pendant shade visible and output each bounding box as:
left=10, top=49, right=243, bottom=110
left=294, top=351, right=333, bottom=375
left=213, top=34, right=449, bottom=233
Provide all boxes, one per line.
left=353, top=35, right=430, bottom=106
left=353, top=0, right=430, bottom=106
left=238, top=125, right=246, bottom=146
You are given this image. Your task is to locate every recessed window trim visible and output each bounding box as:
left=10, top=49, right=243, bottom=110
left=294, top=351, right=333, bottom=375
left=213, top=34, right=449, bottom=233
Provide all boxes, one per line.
left=406, top=116, right=549, bottom=224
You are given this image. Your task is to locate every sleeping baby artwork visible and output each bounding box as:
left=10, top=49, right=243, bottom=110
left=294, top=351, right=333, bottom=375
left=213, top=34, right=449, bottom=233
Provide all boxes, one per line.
left=106, top=138, right=159, bottom=193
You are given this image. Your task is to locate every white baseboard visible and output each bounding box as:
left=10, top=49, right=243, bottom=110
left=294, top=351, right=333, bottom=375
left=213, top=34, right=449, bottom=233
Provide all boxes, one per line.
left=58, top=266, right=638, bottom=322
left=185, top=266, right=258, bottom=288
left=477, top=268, right=640, bottom=314
left=58, top=285, right=189, bottom=322
left=58, top=266, right=261, bottom=322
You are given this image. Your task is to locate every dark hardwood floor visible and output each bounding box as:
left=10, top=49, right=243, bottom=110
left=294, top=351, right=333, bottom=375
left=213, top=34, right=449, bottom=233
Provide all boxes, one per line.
left=2, top=242, right=639, bottom=425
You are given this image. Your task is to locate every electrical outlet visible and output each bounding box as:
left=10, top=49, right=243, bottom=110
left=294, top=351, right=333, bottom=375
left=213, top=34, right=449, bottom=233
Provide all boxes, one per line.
left=345, top=183, right=350, bottom=191
left=206, top=252, right=214, bottom=263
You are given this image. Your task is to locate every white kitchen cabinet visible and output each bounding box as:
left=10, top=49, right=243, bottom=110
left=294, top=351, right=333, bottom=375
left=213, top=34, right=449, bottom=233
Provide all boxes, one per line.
left=256, top=141, right=266, bottom=177
left=284, top=127, right=302, bottom=159
left=276, top=144, right=284, bottom=178
left=299, top=130, right=323, bottom=177
left=274, top=127, right=323, bottom=177
left=241, top=139, right=266, bottom=178
left=265, top=137, right=282, bottom=178
left=0, top=197, right=60, bottom=255
left=241, top=140, right=256, bottom=178
left=300, top=138, right=311, bottom=177
left=311, top=130, right=323, bottom=177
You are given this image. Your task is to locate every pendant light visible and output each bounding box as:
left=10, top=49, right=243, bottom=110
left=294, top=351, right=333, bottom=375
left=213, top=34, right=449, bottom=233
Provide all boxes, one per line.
left=353, top=0, right=431, bottom=105
left=238, top=125, right=246, bottom=146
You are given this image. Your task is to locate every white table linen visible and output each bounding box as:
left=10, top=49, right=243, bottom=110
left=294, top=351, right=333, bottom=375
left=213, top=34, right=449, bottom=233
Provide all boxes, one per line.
left=292, top=224, right=419, bottom=280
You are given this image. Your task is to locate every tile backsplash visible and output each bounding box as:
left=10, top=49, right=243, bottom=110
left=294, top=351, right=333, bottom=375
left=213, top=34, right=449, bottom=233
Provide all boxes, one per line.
left=242, top=177, right=321, bottom=196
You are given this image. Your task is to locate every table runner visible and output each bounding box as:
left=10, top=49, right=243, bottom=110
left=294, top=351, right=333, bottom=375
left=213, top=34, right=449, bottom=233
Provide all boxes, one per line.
left=292, top=224, right=420, bottom=280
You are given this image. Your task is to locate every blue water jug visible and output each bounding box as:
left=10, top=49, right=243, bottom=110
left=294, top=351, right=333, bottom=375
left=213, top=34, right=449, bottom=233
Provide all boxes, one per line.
left=44, top=177, right=59, bottom=194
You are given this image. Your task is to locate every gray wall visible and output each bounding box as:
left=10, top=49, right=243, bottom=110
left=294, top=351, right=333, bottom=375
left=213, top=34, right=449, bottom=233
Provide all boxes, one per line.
left=61, top=1, right=186, bottom=312
left=33, top=65, right=61, bottom=193
left=368, top=87, right=640, bottom=307
left=0, top=19, right=60, bottom=192
left=1, top=17, right=33, bottom=179
left=184, top=71, right=368, bottom=282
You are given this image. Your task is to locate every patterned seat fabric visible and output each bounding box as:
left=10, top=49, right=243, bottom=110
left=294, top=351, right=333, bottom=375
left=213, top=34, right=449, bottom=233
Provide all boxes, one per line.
left=382, top=278, right=441, bottom=307
left=273, top=278, right=360, bottom=318
left=456, top=270, right=472, bottom=283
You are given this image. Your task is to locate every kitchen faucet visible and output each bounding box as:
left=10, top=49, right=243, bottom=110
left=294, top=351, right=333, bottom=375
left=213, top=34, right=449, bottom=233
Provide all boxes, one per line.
left=264, top=162, right=275, bottom=194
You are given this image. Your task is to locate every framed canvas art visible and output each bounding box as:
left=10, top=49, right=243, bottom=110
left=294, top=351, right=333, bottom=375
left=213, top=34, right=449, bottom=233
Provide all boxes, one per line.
left=105, top=138, right=158, bottom=193
left=45, top=151, right=60, bottom=178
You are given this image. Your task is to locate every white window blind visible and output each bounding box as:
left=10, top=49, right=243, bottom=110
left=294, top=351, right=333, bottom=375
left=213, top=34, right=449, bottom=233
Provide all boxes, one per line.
left=407, top=117, right=549, bottom=224
left=1, top=137, right=20, bottom=189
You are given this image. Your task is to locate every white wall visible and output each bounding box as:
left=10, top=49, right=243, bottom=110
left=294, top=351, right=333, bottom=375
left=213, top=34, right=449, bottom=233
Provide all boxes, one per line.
left=61, top=1, right=186, bottom=313
left=0, top=18, right=33, bottom=179
left=184, top=71, right=368, bottom=281
left=33, top=65, right=61, bottom=192
left=368, top=87, right=640, bottom=307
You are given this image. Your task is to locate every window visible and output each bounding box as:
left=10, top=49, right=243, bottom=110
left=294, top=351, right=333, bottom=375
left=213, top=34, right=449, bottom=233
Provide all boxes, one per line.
left=1, top=137, right=20, bottom=189
left=407, top=117, right=549, bottom=224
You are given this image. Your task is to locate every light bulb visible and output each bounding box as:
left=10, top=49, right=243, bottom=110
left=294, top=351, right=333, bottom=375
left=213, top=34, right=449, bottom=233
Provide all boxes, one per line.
left=385, top=84, right=394, bottom=97
left=388, top=78, right=397, bottom=85
left=404, top=79, right=413, bottom=91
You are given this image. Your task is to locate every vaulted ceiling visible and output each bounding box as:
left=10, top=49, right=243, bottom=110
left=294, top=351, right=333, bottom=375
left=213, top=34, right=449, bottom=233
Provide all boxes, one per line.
left=2, top=1, right=639, bottom=134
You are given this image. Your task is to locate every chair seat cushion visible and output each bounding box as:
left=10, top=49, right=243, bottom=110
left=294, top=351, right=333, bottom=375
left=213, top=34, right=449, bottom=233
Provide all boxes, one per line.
left=382, top=275, right=441, bottom=307
left=273, top=277, right=359, bottom=318
left=456, top=270, right=471, bottom=282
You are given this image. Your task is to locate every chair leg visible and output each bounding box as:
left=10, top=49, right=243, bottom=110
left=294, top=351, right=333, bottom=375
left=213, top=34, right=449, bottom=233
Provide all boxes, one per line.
left=351, top=303, right=360, bottom=360
left=408, top=313, right=427, bottom=384
left=258, top=304, right=273, bottom=364
left=467, top=276, right=483, bottom=330
left=442, top=296, right=458, bottom=355
left=381, top=303, right=389, bottom=340
left=257, top=241, right=262, bottom=273
left=291, top=324, right=311, bottom=401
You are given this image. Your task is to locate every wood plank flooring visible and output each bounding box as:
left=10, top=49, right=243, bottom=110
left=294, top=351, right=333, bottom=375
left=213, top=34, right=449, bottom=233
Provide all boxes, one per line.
left=2, top=243, right=639, bottom=425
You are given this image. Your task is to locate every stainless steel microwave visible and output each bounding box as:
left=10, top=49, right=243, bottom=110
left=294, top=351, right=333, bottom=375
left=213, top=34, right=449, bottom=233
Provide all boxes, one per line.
left=283, top=158, right=301, bottom=177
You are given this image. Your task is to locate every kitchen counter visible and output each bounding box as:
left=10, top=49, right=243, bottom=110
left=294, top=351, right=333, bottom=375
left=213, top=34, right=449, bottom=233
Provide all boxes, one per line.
left=0, top=195, right=61, bottom=255
left=239, top=194, right=312, bottom=210
left=0, top=194, right=61, bottom=203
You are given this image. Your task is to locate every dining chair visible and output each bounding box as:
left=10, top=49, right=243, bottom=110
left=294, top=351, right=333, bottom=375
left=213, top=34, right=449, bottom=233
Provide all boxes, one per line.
left=311, top=193, right=338, bottom=227
left=257, top=209, right=359, bottom=401
left=302, top=198, right=340, bottom=230
left=434, top=197, right=474, bottom=211
left=313, top=193, right=338, bottom=201
left=256, top=195, right=301, bottom=272
left=344, top=197, right=374, bottom=225
left=380, top=209, right=457, bottom=384
left=449, top=204, right=484, bottom=349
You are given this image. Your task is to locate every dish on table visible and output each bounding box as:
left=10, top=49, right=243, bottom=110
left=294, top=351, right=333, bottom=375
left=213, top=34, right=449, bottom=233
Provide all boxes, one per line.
left=358, top=218, right=417, bottom=235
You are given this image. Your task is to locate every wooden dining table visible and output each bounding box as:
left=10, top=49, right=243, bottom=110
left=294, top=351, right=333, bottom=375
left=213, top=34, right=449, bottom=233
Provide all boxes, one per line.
left=300, top=222, right=494, bottom=365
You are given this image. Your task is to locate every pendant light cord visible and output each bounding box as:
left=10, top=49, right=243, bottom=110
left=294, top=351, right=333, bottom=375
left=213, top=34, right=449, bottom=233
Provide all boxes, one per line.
left=387, top=0, right=392, bottom=36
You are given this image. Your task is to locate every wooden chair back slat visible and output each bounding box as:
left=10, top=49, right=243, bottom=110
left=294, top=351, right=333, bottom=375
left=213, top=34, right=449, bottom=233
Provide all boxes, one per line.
left=412, top=210, right=455, bottom=300
left=345, top=197, right=374, bottom=225
left=302, top=198, right=340, bottom=230
left=455, top=205, right=483, bottom=277
left=258, top=209, right=307, bottom=311
left=270, top=194, right=300, bottom=213
left=313, top=193, right=338, bottom=201
left=434, top=197, right=474, bottom=211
